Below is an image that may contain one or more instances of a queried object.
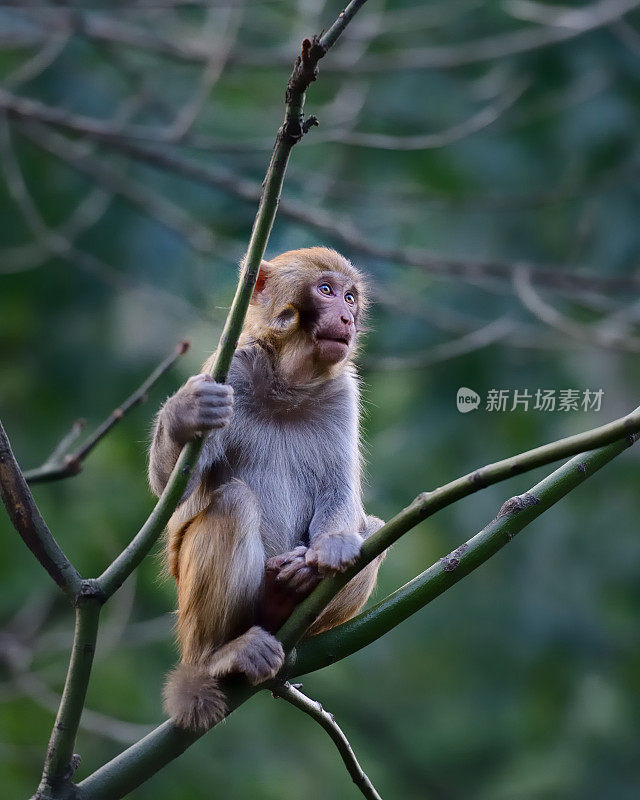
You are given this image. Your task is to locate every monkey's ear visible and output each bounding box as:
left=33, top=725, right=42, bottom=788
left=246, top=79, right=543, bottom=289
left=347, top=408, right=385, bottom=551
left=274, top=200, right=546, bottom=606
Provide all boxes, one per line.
left=250, top=261, right=271, bottom=304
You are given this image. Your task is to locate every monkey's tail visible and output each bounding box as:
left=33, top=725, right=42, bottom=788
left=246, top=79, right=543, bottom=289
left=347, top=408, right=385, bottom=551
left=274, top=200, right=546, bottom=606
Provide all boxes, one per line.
left=163, top=663, right=228, bottom=731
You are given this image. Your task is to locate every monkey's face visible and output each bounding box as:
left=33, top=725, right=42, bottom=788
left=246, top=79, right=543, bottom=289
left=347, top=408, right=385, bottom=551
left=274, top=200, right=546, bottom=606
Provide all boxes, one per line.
left=303, top=271, right=359, bottom=366
left=243, top=249, right=365, bottom=380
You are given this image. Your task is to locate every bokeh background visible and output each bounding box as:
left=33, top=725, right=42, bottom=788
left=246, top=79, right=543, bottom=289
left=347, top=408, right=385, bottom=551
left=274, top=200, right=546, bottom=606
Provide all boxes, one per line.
left=1, top=1, right=640, bottom=798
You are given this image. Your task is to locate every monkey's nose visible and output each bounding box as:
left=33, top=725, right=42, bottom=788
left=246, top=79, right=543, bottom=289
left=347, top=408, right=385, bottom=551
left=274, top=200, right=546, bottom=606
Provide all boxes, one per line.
left=340, top=314, right=352, bottom=326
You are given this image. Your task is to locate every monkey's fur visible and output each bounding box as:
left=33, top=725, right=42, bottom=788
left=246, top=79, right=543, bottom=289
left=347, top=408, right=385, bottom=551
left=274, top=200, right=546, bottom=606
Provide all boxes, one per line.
left=149, top=247, right=384, bottom=730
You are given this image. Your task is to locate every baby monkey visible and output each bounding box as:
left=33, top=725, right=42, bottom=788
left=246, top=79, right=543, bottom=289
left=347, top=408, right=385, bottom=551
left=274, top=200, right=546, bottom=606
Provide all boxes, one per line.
left=149, top=247, right=384, bottom=730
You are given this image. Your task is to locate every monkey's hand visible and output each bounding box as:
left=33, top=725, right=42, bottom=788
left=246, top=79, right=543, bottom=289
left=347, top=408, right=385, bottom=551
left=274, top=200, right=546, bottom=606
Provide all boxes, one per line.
left=267, top=547, right=321, bottom=594
left=305, top=531, right=363, bottom=576
left=163, top=374, right=234, bottom=445
left=259, top=547, right=321, bottom=632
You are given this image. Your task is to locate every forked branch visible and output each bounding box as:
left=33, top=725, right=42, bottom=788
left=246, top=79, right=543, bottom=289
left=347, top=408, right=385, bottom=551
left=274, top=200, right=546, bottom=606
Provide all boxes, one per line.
left=292, top=432, right=638, bottom=676
left=76, top=407, right=639, bottom=800
left=276, top=403, right=640, bottom=651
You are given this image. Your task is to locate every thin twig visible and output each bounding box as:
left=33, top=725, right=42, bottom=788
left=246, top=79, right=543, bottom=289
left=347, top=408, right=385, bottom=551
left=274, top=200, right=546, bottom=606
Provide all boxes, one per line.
left=273, top=682, right=382, bottom=800
left=23, top=342, right=190, bottom=485
left=4, top=31, right=69, bottom=89
left=15, top=671, right=154, bottom=745
left=16, top=0, right=638, bottom=71
left=364, top=316, right=515, bottom=370
left=513, top=264, right=640, bottom=351
left=19, top=123, right=217, bottom=254
left=326, top=80, right=528, bottom=150
left=44, top=419, right=87, bottom=467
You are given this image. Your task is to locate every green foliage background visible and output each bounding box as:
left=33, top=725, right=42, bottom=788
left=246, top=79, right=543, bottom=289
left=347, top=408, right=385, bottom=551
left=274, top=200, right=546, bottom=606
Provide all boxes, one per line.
left=1, top=2, right=639, bottom=798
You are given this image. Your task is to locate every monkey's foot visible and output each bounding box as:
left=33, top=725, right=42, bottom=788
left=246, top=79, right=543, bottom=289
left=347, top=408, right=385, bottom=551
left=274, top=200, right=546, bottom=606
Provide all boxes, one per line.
left=305, top=531, right=363, bottom=576
left=266, top=546, right=321, bottom=594
left=211, top=626, right=285, bottom=686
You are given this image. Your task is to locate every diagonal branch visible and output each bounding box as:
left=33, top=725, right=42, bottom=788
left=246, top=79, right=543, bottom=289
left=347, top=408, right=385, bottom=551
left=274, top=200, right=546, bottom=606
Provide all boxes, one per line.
left=24, top=341, right=190, bottom=485
left=77, top=404, right=640, bottom=800
left=0, top=420, right=82, bottom=601
left=273, top=682, right=382, bottom=800
left=292, top=434, right=637, bottom=676
left=276, top=403, right=640, bottom=651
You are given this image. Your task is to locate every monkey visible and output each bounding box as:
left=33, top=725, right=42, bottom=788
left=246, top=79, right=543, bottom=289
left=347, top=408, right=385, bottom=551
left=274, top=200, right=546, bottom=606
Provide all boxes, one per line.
left=149, top=247, right=385, bottom=731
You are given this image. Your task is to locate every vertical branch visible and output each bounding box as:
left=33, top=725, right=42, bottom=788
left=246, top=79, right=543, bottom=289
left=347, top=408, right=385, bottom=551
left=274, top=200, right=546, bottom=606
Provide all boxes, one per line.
left=37, top=595, right=103, bottom=800
left=96, top=0, right=371, bottom=601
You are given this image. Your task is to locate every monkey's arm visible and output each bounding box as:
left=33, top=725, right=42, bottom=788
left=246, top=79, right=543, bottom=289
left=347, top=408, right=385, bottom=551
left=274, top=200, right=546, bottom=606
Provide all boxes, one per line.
left=148, top=374, right=233, bottom=497
left=305, top=476, right=365, bottom=576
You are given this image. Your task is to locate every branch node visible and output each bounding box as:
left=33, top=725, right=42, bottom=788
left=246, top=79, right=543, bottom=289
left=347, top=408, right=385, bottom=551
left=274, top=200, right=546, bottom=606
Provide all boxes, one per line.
left=64, top=753, right=82, bottom=781
left=495, top=492, right=540, bottom=520
left=76, top=579, right=107, bottom=606
left=302, top=115, right=319, bottom=134
left=470, top=470, right=488, bottom=488
left=62, top=455, right=82, bottom=475
left=285, top=35, right=327, bottom=106
left=440, top=542, right=469, bottom=572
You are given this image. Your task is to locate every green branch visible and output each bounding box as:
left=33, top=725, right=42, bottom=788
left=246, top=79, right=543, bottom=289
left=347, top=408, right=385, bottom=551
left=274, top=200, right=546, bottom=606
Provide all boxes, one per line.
left=77, top=405, right=640, bottom=800
left=37, top=598, right=102, bottom=800
left=291, top=434, right=637, bottom=677
left=94, top=1, right=367, bottom=602
left=64, top=4, right=373, bottom=798
left=276, top=404, right=640, bottom=651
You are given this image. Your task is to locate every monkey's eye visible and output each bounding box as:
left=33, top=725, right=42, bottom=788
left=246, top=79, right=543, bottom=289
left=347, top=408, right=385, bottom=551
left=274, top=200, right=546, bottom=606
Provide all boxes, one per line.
left=344, top=291, right=356, bottom=305
left=318, top=283, right=333, bottom=296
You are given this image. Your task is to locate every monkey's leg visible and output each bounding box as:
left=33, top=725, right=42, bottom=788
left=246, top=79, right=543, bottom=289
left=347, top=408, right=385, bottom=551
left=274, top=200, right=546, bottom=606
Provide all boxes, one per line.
left=164, top=481, right=283, bottom=730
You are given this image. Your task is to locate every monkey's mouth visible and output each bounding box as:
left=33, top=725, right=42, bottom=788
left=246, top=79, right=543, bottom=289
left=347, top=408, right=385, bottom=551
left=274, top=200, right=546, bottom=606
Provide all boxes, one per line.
left=314, top=333, right=352, bottom=363
left=315, top=334, right=351, bottom=346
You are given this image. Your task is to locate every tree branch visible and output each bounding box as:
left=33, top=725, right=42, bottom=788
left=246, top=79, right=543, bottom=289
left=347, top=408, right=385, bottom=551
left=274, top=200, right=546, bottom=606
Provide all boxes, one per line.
left=276, top=404, right=640, bottom=652
left=272, top=682, right=382, bottom=800
left=37, top=598, right=102, bottom=800
left=23, top=341, right=190, bottom=485
left=77, top=403, right=640, bottom=800
left=95, top=0, right=369, bottom=605
left=292, top=434, right=637, bottom=676
left=0, top=420, right=82, bottom=601
left=15, top=0, right=638, bottom=71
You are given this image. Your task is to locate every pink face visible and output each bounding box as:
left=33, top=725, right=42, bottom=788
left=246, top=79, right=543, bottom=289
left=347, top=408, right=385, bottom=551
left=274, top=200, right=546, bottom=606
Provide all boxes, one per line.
left=309, top=273, right=359, bottom=365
